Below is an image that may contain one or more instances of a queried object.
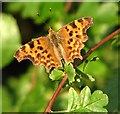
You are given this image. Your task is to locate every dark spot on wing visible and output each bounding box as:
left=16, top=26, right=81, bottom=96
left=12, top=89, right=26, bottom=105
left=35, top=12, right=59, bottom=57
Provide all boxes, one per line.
left=42, top=50, right=47, bottom=54
left=14, top=50, right=20, bottom=57
left=41, top=56, right=45, bottom=60
left=50, top=63, right=55, bottom=66
left=65, top=26, right=69, bottom=31
left=28, top=41, right=34, bottom=49
left=37, top=40, right=41, bottom=44
left=47, top=54, right=51, bottom=58
left=35, top=50, right=37, bottom=53
left=21, top=46, right=26, bottom=51
left=46, top=60, right=50, bottom=63
left=37, top=46, right=43, bottom=50
left=78, top=19, right=84, bottom=25
left=51, top=59, right=54, bottom=61
left=34, top=60, right=39, bottom=64
left=82, top=28, right=86, bottom=33
left=84, top=17, right=92, bottom=23
left=68, top=46, right=72, bottom=50
left=37, top=53, right=41, bottom=58
left=68, top=40, right=71, bottom=44
left=78, top=18, right=83, bottom=22
left=43, top=62, right=47, bottom=66
left=69, top=31, right=73, bottom=36
left=76, top=35, right=81, bottom=38
left=69, top=38, right=73, bottom=42
left=69, top=21, right=77, bottom=28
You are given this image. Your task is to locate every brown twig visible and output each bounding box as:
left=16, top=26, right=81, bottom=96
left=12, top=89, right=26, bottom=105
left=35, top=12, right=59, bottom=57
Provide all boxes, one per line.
left=74, top=28, right=120, bottom=67
left=65, top=2, right=72, bottom=12
left=44, top=28, right=120, bottom=113
left=44, top=73, right=68, bottom=114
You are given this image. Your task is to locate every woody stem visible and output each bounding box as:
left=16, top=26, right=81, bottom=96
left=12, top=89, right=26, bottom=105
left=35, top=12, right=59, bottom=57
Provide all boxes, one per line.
left=44, top=73, right=68, bottom=114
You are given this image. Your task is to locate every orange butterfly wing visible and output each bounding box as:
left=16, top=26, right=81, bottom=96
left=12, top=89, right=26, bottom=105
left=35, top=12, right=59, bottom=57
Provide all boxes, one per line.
left=57, top=17, right=93, bottom=63
left=14, top=36, right=62, bottom=72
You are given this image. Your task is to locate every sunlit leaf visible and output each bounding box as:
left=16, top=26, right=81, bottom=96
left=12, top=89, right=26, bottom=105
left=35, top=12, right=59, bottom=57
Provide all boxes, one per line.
left=67, top=86, right=108, bottom=112
left=67, top=87, right=79, bottom=112
left=1, top=13, right=21, bottom=68
left=49, top=69, right=64, bottom=81
left=64, top=63, right=76, bottom=83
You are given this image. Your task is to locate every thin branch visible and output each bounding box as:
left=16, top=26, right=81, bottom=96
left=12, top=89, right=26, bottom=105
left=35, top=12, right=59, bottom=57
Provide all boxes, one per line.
left=65, top=2, right=72, bottom=12
left=74, top=28, right=120, bottom=67
left=44, top=73, right=68, bottom=114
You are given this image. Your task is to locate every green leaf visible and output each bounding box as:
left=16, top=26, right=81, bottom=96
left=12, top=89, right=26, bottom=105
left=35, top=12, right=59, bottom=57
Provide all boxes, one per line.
left=76, top=2, right=118, bottom=43
left=1, top=13, right=21, bottom=68
left=103, top=74, right=118, bottom=112
left=76, top=2, right=99, bottom=17
left=86, top=74, right=95, bottom=82
left=64, top=63, right=76, bottom=83
left=90, top=56, right=99, bottom=62
left=6, top=3, right=41, bottom=20
left=67, top=86, right=108, bottom=112
left=76, top=69, right=95, bottom=82
left=6, top=3, right=24, bottom=13
left=21, top=3, right=41, bottom=19
left=49, top=69, right=64, bottom=81
left=83, top=56, right=99, bottom=71
left=34, top=2, right=65, bottom=25
left=79, top=86, right=91, bottom=107
left=67, top=87, right=79, bottom=112
left=86, top=90, right=108, bottom=112
left=95, top=3, right=118, bottom=25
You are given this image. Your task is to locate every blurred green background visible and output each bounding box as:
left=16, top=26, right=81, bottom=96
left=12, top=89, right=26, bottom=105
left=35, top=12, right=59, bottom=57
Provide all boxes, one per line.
left=1, top=2, right=119, bottom=112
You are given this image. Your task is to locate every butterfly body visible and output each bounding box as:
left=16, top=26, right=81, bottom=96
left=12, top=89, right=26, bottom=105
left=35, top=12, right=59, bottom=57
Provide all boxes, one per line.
left=14, top=17, right=93, bottom=72
left=48, top=27, right=63, bottom=62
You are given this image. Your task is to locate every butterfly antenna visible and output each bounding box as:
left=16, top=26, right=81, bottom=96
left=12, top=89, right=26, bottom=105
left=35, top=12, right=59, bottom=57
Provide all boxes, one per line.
left=37, top=12, right=50, bottom=33
left=37, top=13, right=47, bottom=26
left=37, top=13, right=40, bottom=17
left=49, top=7, right=53, bottom=29
left=49, top=7, right=52, bottom=21
left=37, top=8, right=52, bottom=32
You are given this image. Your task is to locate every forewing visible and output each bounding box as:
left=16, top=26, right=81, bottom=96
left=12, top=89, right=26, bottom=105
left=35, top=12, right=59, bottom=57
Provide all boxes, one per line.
left=57, top=17, right=93, bottom=63
left=14, top=36, right=62, bottom=72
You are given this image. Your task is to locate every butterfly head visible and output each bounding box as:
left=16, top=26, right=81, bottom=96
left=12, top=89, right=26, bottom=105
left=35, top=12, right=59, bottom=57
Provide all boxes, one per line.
left=48, top=26, right=56, bottom=39
left=48, top=26, right=54, bottom=33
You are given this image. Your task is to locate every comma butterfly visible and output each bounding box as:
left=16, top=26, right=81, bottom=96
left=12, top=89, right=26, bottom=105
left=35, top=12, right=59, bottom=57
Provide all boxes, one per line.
left=14, top=17, right=93, bottom=72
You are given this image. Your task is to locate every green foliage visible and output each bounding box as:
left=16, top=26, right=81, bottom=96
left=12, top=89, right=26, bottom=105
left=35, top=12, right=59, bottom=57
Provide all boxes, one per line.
left=67, top=86, right=108, bottom=112
left=49, top=68, right=64, bottom=81
left=83, top=56, right=99, bottom=71
left=2, top=2, right=118, bottom=113
left=2, top=66, right=50, bottom=112
left=1, top=13, right=21, bottom=68
left=2, top=86, right=12, bottom=112
left=76, top=68, right=95, bottom=82
left=103, top=73, right=118, bottom=112
left=49, top=63, right=76, bottom=83
left=64, top=63, right=76, bottom=83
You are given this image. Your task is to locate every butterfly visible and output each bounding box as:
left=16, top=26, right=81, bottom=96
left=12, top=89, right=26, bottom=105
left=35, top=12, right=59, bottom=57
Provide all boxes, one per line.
left=14, top=17, right=93, bottom=72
